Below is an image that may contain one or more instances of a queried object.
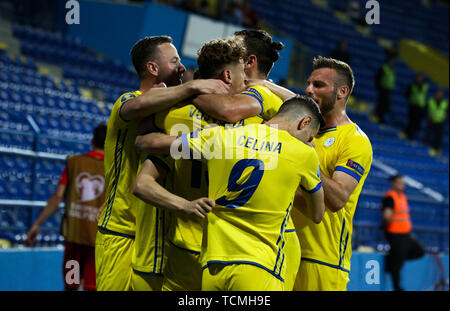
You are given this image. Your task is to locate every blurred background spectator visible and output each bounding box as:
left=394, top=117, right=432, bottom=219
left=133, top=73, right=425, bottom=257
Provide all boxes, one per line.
left=347, top=0, right=365, bottom=26
left=381, top=174, right=425, bottom=291
left=330, top=39, right=351, bottom=64
left=374, top=55, right=396, bottom=124
left=426, top=88, right=448, bottom=154
left=222, top=1, right=244, bottom=26
left=405, top=73, right=429, bottom=140
left=180, top=0, right=201, bottom=14
left=242, top=1, right=260, bottom=28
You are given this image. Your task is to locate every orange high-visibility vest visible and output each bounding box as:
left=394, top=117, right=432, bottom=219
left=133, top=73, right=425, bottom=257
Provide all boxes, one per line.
left=385, top=190, right=412, bottom=234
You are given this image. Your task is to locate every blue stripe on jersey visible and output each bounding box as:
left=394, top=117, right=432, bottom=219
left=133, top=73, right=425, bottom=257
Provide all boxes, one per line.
left=338, top=218, right=346, bottom=267
left=241, top=92, right=264, bottom=115
left=202, top=261, right=285, bottom=282
left=244, top=88, right=264, bottom=103
left=319, top=127, right=337, bottom=134
left=274, top=202, right=291, bottom=276
left=301, top=257, right=350, bottom=273
left=334, top=166, right=361, bottom=182
left=100, top=129, right=127, bottom=229
left=276, top=254, right=285, bottom=279
left=340, top=232, right=350, bottom=269
left=104, top=129, right=128, bottom=228
left=284, top=229, right=297, bottom=233
left=300, top=182, right=322, bottom=194
left=132, top=269, right=163, bottom=277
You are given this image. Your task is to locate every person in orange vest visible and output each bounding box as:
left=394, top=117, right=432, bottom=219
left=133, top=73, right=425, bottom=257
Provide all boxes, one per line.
left=381, top=174, right=424, bottom=291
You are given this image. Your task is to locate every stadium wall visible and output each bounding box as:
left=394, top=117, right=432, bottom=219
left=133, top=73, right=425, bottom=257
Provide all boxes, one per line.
left=66, top=0, right=292, bottom=83
left=0, top=249, right=447, bottom=291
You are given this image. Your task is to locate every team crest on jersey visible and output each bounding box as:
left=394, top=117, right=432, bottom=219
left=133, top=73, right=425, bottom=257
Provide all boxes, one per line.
left=346, top=159, right=365, bottom=175
left=120, top=93, right=136, bottom=103
left=323, top=137, right=335, bottom=147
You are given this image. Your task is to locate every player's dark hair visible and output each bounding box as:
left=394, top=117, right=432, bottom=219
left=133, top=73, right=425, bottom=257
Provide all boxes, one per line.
left=234, top=29, right=284, bottom=77
left=130, top=36, right=173, bottom=79
left=390, top=174, right=403, bottom=183
left=277, top=95, right=325, bottom=129
left=93, top=123, right=107, bottom=149
left=197, top=38, right=247, bottom=79
left=313, top=56, right=355, bottom=99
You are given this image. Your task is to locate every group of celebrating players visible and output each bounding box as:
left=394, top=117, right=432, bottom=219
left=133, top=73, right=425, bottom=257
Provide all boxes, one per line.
left=95, top=29, right=373, bottom=291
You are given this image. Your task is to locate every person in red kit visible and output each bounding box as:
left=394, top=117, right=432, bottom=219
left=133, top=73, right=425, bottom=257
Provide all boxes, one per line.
left=26, top=123, right=107, bottom=291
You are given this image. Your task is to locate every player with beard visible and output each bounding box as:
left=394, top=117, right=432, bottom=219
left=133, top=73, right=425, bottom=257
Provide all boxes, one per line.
left=258, top=56, right=373, bottom=290
left=293, top=57, right=373, bottom=290
left=96, top=36, right=229, bottom=291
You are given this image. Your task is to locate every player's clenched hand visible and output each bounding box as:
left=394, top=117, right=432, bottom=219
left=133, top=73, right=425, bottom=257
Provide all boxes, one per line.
left=182, top=198, right=215, bottom=218
left=191, top=79, right=230, bottom=95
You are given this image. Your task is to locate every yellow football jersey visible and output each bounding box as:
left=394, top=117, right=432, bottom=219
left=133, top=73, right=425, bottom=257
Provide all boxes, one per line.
left=181, top=124, right=322, bottom=282
left=132, top=155, right=174, bottom=275
left=153, top=86, right=283, bottom=252
left=98, top=91, right=143, bottom=238
left=296, top=123, right=373, bottom=273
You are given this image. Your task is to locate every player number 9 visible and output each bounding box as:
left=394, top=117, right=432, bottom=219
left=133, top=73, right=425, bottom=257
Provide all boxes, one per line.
left=216, top=159, right=265, bottom=208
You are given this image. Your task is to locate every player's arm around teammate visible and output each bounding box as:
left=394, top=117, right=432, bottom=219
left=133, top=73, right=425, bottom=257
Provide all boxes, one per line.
left=190, top=29, right=288, bottom=124
left=120, top=36, right=230, bottom=122
left=120, top=78, right=231, bottom=121
left=133, top=157, right=214, bottom=219
left=246, top=78, right=296, bottom=102
left=192, top=92, right=261, bottom=124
